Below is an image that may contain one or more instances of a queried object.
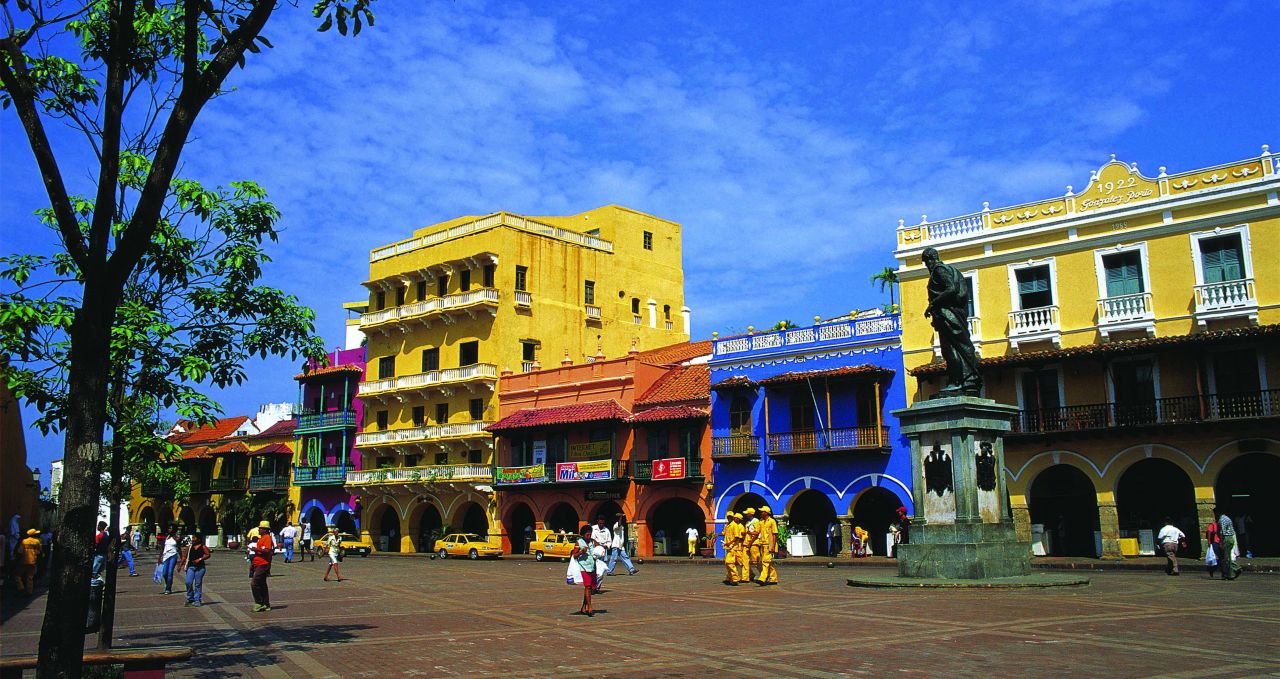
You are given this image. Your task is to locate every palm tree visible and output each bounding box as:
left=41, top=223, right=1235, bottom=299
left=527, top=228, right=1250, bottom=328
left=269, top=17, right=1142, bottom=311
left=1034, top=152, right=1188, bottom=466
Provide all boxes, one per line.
left=771, top=320, right=798, bottom=331
left=870, top=267, right=899, bottom=310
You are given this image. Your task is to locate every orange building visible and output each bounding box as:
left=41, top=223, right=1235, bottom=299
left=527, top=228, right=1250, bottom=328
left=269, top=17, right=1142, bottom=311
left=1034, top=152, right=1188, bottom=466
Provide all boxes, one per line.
left=488, top=341, right=713, bottom=557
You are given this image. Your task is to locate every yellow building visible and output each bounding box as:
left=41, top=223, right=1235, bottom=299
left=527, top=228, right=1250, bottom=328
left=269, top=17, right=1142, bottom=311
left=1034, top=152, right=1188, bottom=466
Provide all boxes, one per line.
left=352, top=205, right=690, bottom=552
left=894, top=147, right=1280, bottom=559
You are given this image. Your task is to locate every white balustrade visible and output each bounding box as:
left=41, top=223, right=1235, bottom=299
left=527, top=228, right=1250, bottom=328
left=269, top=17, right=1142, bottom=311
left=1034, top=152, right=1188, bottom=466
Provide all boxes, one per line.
left=967, top=316, right=982, bottom=341
left=585, top=304, right=601, bottom=319
left=1195, top=279, right=1255, bottom=312
left=355, top=422, right=490, bottom=447
left=818, top=323, right=853, bottom=341
left=358, top=377, right=398, bottom=394
left=521, top=361, right=536, bottom=373
left=715, top=337, right=751, bottom=355
left=514, top=290, right=532, bottom=306
left=854, top=316, right=899, bottom=335
left=924, top=212, right=987, bottom=241
left=346, top=464, right=493, bottom=485
left=1009, top=306, right=1060, bottom=335
left=751, top=333, right=782, bottom=350
left=360, top=308, right=399, bottom=326
left=1098, top=292, right=1153, bottom=324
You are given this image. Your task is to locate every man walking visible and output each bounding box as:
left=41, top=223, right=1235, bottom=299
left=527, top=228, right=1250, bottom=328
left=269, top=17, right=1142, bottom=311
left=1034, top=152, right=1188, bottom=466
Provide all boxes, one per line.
left=685, top=525, right=700, bottom=559
left=606, top=513, right=637, bottom=576
left=1216, top=507, right=1241, bottom=580
left=1157, top=517, right=1185, bottom=576
left=249, top=520, right=275, bottom=612
left=590, top=515, right=612, bottom=593
left=758, top=506, right=779, bottom=586
left=722, top=512, right=744, bottom=586
left=301, top=521, right=314, bottom=562
left=118, top=526, right=138, bottom=577
left=280, top=523, right=298, bottom=563
left=15, top=528, right=43, bottom=595
left=91, top=521, right=111, bottom=580
left=742, top=508, right=760, bottom=582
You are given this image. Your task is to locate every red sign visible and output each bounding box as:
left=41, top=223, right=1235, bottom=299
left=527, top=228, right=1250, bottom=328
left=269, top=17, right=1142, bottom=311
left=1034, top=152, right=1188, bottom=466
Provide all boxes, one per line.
left=651, top=457, right=686, bottom=480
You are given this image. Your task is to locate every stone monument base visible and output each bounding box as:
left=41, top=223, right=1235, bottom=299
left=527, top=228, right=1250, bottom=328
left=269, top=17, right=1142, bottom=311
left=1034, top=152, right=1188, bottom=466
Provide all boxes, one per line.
left=847, top=572, right=1089, bottom=589
left=897, top=520, right=1030, bottom=579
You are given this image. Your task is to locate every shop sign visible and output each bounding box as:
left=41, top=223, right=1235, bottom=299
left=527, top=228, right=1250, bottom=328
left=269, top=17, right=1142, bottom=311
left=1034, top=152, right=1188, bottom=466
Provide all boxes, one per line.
left=568, top=440, right=612, bottom=460
left=495, top=464, right=547, bottom=485
left=555, top=458, right=613, bottom=482
left=651, top=457, right=686, bottom=480
left=585, top=490, right=622, bottom=501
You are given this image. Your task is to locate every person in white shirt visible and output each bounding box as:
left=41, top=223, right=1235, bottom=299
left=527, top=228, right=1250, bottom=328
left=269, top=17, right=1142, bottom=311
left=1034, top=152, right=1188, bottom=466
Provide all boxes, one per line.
left=279, top=524, right=298, bottom=563
left=589, top=516, right=612, bottom=592
left=685, top=526, right=700, bottom=559
left=159, top=527, right=179, bottom=594
left=1157, top=517, right=1186, bottom=576
left=605, top=513, right=638, bottom=576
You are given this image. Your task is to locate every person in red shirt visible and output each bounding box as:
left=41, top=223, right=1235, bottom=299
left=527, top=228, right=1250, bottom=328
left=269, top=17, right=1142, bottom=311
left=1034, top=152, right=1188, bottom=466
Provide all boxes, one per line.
left=249, top=521, right=275, bottom=612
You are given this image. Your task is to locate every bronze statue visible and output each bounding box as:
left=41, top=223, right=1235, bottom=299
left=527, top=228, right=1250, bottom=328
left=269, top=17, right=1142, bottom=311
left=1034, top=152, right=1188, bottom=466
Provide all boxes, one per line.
left=922, top=247, right=983, bottom=395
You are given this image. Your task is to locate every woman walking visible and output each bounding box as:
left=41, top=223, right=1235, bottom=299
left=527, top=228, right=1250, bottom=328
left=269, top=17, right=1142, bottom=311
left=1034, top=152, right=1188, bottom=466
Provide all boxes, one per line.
left=158, top=526, right=179, bottom=595
left=321, top=526, right=345, bottom=582
left=572, top=525, right=596, bottom=617
left=184, top=534, right=211, bottom=606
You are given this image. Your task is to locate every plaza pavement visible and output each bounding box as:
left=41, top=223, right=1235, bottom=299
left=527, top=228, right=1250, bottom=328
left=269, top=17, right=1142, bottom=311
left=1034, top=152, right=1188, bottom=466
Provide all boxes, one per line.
left=2, top=554, right=1278, bottom=678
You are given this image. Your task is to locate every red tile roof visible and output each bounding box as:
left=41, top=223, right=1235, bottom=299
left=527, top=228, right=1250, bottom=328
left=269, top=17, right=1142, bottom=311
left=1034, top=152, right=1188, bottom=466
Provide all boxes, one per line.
left=248, top=443, right=294, bottom=456
left=910, top=324, right=1280, bottom=376
left=170, top=416, right=250, bottom=445
left=711, top=375, right=757, bottom=390
left=636, top=363, right=709, bottom=406
left=209, top=440, right=250, bottom=455
left=636, top=340, right=712, bottom=365
left=629, top=405, right=708, bottom=423
left=294, top=364, right=364, bottom=381
left=254, top=419, right=297, bottom=438
left=756, top=364, right=894, bottom=386
left=487, top=400, right=632, bottom=432
left=180, top=446, right=212, bottom=460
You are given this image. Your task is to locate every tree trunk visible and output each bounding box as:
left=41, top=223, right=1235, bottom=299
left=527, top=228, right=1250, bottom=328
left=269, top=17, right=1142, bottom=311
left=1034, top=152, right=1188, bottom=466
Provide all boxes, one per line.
left=37, top=284, right=118, bottom=679
left=97, top=441, right=126, bottom=649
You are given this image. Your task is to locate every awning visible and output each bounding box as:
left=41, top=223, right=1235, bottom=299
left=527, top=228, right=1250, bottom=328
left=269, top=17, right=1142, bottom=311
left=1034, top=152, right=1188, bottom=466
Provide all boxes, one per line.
left=247, top=443, right=294, bottom=456
left=629, top=406, right=708, bottom=424
left=755, top=364, right=894, bottom=386
left=487, top=400, right=631, bottom=432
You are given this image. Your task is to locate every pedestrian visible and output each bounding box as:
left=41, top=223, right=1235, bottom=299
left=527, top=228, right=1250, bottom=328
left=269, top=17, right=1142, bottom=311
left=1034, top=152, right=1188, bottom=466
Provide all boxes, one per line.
left=184, top=533, right=211, bottom=607
left=8, top=513, right=20, bottom=561
left=159, top=526, right=179, bottom=594
left=827, top=521, right=841, bottom=557
left=590, top=515, right=612, bottom=592
left=896, top=506, right=912, bottom=546
left=571, top=525, right=596, bottom=617
left=742, top=508, right=760, bottom=581
left=1157, top=517, right=1185, bottom=576
left=852, top=525, right=869, bottom=558
left=280, top=523, right=298, bottom=563
left=722, top=512, right=744, bottom=586
left=249, top=520, right=275, bottom=612
left=685, top=525, right=699, bottom=559
left=131, top=525, right=142, bottom=552
left=91, top=521, right=111, bottom=580
left=1216, top=507, right=1241, bottom=580
left=889, top=523, right=901, bottom=558
left=1205, top=518, right=1222, bottom=578
left=606, top=513, right=638, bottom=576
left=523, top=524, right=535, bottom=556
left=118, top=526, right=138, bottom=577
left=15, top=529, right=43, bottom=596
left=321, top=526, right=345, bottom=582
left=301, top=521, right=314, bottom=562
left=758, top=506, right=779, bottom=586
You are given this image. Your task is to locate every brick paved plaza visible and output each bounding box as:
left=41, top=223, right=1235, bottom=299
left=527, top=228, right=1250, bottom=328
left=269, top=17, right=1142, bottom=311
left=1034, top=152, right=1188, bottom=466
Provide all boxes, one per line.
left=3, top=557, right=1278, bottom=678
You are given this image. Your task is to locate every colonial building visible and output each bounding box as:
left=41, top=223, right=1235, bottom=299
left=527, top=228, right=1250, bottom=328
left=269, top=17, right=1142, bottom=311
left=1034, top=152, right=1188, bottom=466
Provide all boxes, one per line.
left=708, top=311, right=911, bottom=558
left=488, top=341, right=712, bottom=557
left=894, top=147, right=1280, bottom=558
left=293, top=347, right=365, bottom=538
left=353, top=206, right=691, bottom=551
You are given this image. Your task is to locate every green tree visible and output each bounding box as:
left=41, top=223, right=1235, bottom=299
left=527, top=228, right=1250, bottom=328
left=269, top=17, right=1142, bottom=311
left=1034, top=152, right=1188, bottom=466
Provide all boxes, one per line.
left=0, top=2, right=372, bottom=675
left=770, top=320, right=798, bottom=331
left=870, top=266, right=899, bottom=310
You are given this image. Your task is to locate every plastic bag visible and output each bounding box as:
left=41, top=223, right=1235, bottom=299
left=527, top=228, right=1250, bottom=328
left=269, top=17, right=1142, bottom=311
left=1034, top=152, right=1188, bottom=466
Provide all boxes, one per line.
left=566, top=558, right=583, bottom=585
left=1205, top=546, right=1218, bottom=566
left=595, top=558, right=607, bottom=578
left=152, top=562, right=164, bottom=584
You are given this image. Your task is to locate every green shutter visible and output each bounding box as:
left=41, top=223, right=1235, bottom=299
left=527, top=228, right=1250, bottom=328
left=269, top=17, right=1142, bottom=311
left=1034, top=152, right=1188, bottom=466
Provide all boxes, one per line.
left=1104, top=252, right=1143, bottom=296
left=1201, top=235, right=1244, bottom=284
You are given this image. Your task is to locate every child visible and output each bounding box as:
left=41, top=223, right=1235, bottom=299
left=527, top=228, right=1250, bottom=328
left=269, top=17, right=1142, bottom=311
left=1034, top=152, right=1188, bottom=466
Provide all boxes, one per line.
left=572, top=525, right=596, bottom=617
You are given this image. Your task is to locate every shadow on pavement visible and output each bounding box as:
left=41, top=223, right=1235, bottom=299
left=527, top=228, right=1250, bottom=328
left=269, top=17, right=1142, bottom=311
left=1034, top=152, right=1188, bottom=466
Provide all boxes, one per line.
left=115, top=622, right=375, bottom=678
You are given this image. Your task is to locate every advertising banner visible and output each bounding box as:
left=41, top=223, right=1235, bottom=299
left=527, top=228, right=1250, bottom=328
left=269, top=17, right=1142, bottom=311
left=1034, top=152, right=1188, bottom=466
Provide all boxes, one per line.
left=568, top=440, right=612, bottom=460
left=651, top=457, right=686, bottom=480
left=532, top=440, right=547, bottom=466
left=495, top=464, right=547, bottom=485
left=555, top=458, right=613, bottom=482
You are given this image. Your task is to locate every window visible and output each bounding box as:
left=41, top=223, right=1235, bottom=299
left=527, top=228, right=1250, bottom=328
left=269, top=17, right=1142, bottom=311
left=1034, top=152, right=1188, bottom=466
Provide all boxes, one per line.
left=375, top=410, right=388, bottom=430
left=1199, top=234, right=1245, bottom=283
left=1101, top=251, right=1144, bottom=297
left=643, top=230, right=653, bottom=250
left=395, top=286, right=406, bottom=306
left=679, top=426, right=699, bottom=458
left=310, top=395, right=322, bottom=413
left=1111, top=359, right=1157, bottom=425
left=459, top=341, right=479, bottom=366
left=435, top=452, right=448, bottom=466
left=416, top=280, right=427, bottom=301
left=646, top=427, right=669, bottom=459
left=1212, top=349, right=1260, bottom=395
left=789, top=392, right=816, bottom=431
left=469, top=398, right=484, bottom=421
left=483, top=264, right=495, bottom=288
left=435, top=403, right=449, bottom=424
left=411, top=406, right=425, bottom=427
left=460, top=270, right=471, bottom=292
left=375, top=291, right=385, bottom=311
left=962, top=274, right=976, bottom=317
left=729, top=396, right=752, bottom=435
left=378, top=355, right=395, bottom=379
left=663, top=304, right=671, bottom=320
left=522, top=341, right=537, bottom=362
left=1019, top=368, right=1062, bottom=432
left=421, top=347, right=439, bottom=372
left=515, top=265, right=528, bottom=292
left=1015, top=265, right=1053, bottom=309
left=584, top=280, right=595, bottom=305
left=631, top=298, right=640, bottom=314
left=437, top=275, right=448, bottom=298
left=376, top=456, right=394, bottom=469
left=468, top=449, right=482, bottom=464
left=404, top=455, right=419, bottom=468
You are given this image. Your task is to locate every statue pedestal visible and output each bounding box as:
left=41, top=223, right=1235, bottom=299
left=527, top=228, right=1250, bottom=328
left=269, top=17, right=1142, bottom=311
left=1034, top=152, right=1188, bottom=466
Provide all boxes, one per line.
left=850, top=396, right=1086, bottom=587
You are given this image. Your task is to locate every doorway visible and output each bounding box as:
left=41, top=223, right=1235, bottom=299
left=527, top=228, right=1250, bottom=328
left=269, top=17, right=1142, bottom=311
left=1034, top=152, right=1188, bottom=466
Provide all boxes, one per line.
left=1028, top=465, right=1100, bottom=556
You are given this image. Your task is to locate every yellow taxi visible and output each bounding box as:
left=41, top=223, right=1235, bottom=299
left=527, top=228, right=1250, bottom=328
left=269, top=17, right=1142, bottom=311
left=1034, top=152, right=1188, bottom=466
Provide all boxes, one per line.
left=433, top=533, right=503, bottom=560
left=527, top=529, right=579, bottom=562
left=337, top=532, right=374, bottom=557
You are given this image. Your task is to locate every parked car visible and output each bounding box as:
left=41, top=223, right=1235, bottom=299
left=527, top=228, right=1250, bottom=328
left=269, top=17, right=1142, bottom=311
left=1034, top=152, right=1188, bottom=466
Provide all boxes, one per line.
left=527, top=529, right=578, bottom=562
left=336, top=532, right=373, bottom=557
left=434, top=533, right=502, bottom=559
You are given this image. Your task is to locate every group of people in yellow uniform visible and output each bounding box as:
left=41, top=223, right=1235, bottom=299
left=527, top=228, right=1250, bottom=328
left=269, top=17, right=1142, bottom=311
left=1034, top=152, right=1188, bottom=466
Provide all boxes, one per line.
left=721, top=506, right=779, bottom=586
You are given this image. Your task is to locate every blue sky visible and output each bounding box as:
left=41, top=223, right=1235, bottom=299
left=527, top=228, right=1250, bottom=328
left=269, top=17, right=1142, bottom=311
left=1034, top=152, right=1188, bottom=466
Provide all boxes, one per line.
left=3, top=0, right=1277, bottom=481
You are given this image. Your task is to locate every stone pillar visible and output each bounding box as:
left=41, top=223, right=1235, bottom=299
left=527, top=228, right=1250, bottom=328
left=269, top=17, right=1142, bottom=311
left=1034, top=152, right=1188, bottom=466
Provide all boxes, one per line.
left=682, top=306, right=692, bottom=335
left=839, top=515, right=853, bottom=557
left=647, top=299, right=657, bottom=328
left=1195, top=498, right=1216, bottom=558
left=1097, top=501, right=1121, bottom=558
left=1011, top=501, right=1032, bottom=544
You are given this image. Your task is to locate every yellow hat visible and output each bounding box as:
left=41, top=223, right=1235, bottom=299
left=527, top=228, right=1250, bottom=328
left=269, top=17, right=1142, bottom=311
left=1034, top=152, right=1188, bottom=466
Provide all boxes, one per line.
left=259, top=520, right=271, bottom=529
left=759, top=506, right=772, bottom=514
left=742, top=508, right=756, bottom=515
left=26, top=528, right=40, bottom=536
left=730, top=512, right=741, bottom=519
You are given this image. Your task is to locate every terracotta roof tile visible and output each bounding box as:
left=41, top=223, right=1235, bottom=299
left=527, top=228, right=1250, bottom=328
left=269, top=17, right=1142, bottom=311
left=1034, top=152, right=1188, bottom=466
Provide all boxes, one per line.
left=636, top=364, right=709, bottom=406
left=172, top=416, right=250, bottom=445
left=180, top=446, right=211, bottom=460
left=756, top=364, right=894, bottom=386
left=636, top=340, right=712, bottom=365
left=711, top=375, right=757, bottom=390
left=209, top=440, right=250, bottom=455
left=487, top=400, right=631, bottom=432
left=629, top=405, right=708, bottom=423
left=253, top=419, right=297, bottom=438
left=247, top=442, right=293, bottom=456
left=294, top=364, right=365, bottom=381
left=910, top=324, right=1280, bottom=376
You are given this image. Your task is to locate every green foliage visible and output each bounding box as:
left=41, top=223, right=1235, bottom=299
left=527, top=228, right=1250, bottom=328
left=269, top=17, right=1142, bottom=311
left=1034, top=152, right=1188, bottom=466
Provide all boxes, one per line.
left=314, top=0, right=376, bottom=36
left=870, top=266, right=899, bottom=308
left=771, top=320, right=797, bottom=330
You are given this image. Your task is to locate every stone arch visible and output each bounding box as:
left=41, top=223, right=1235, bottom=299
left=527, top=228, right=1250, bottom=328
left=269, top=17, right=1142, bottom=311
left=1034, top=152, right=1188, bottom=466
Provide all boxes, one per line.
left=1028, top=464, right=1101, bottom=557
left=785, top=489, right=838, bottom=556
left=545, top=502, right=582, bottom=534
left=408, top=500, right=444, bottom=552
left=848, top=486, right=906, bottom=557
left=1106, top=443, right=1211, bottom=492
left=331, top=509, right=357, bottom=535
left=1116, top=457, right=1199, bottom=556
left=456, top=501, right=489, bottom=536
left=501, top=500, right=537, bottom=554
left=177, top=506, right=197, bottom=532
left=373, top=503, right=402, bottom=552
left=1214, top=450, right=1280, bottom=557
left=646, top=496, right=707, bottom=557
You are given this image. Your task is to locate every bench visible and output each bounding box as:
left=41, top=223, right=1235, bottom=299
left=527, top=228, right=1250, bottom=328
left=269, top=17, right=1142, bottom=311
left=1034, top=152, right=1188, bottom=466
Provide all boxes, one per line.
left=0, top=646, right=193, bottom=679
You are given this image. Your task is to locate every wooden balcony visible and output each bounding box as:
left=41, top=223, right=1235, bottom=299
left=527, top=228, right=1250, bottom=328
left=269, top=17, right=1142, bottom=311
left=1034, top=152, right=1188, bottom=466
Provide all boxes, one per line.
left=209, top=477, right=247, bottom=492
left=249, top=472, right=289, bottom=492
left=1010, top=389, right=1280, bottom=436
left=711, top=435, right=761, bottom=460
left=295, top=409, right=359, bottom=432
left=292, top=465, right=347, bottom=485
left=766, top=426, right=890, bottom=455
left=632, top=458, right=704, bottom=482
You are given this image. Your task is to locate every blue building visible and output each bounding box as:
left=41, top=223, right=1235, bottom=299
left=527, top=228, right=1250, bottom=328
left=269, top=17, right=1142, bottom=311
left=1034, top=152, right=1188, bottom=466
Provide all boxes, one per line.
left=709, top=311, right=911, bottom=557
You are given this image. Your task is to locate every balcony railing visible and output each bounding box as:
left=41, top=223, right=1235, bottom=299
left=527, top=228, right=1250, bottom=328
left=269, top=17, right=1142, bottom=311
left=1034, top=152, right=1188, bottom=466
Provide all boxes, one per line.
left=296, top=409, right=359, bottom=431
left=359, top=288, right=500, bottom=329
left=209, top=477, right=247, bottom=492
left=632, top=458, right=704, bottom=481
left=515, top=290, right=532, bottom=307
left=1098, top=292, right=1153, bottom=324
left=714, top=315, right=900, bottom=357
left=1010, top=389, right=1280, bottom=435
left=765, top=426, right=890, bottom=455
left=1194, top=278, right=1257, bottom=325
left=249, top=472, right=289, bottom=491
left=293, top=465, right=347, bottom=485
left=355, top=421, right=491, bottom=447
left=1009, top=305, right=1059, bottom=336
left=346, top=464, right=493, bottom=485
left=585, top=304, right=601, bottom=320
left=359, top=364, right=497, bottom=397
left=711, top=435, right=761, bottom=459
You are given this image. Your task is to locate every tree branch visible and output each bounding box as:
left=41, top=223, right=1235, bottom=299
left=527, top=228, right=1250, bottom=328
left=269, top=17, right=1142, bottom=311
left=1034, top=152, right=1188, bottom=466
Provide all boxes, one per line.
left=89, top=0, right=138, bottom=263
